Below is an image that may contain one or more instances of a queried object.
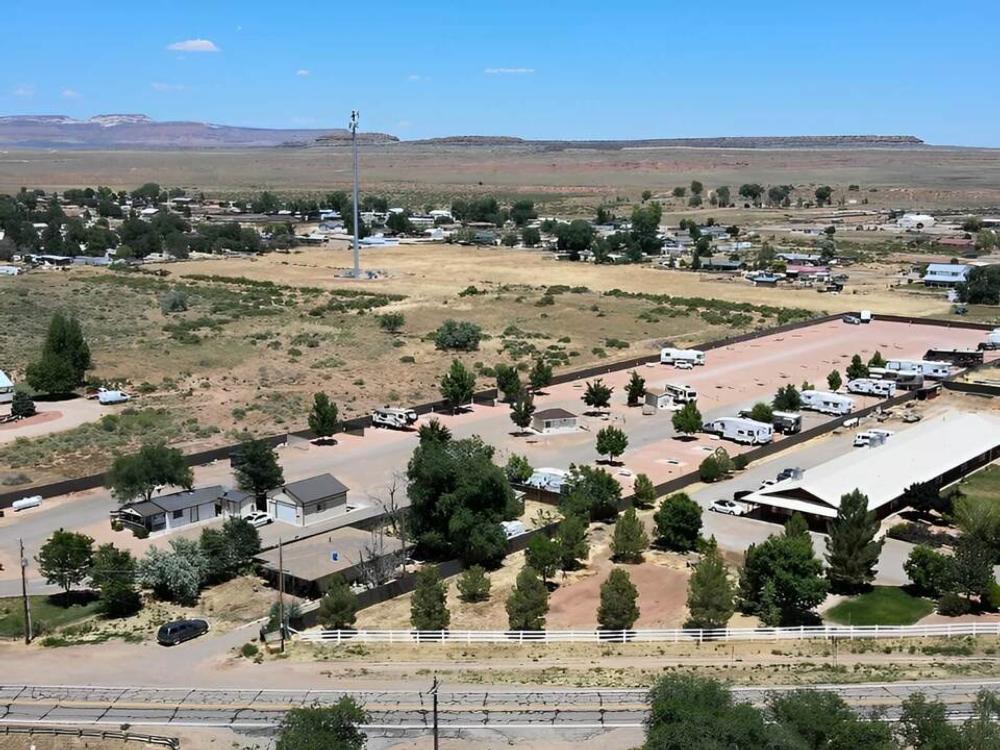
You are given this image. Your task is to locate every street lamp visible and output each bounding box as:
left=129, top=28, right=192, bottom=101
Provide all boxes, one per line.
left=349, top=110, right=361, bottom=279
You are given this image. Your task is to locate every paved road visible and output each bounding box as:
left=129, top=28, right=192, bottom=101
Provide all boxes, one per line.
left=1, top=680, right=994, bottom=730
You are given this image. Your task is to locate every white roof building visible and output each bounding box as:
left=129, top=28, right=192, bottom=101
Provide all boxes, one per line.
left=745, top=412, right=1000, bottom=519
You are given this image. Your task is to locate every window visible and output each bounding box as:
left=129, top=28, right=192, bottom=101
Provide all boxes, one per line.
left=172, top=509, right=184, bottom=519
left=315, top=502, right=325, bottom=513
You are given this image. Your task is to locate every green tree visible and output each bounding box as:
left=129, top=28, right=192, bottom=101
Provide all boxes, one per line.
left=495, top=363, right=521, bottom=402
left=317, top=576, right=358, bottom=629
left=846, top=354, right=869, bottom=380
left=528, top=359, right=553, bottom=392
left=672, top=187, right=687, bottom=198
left=612, top=507, right=648, bottom=563
left=671, top=401, right=702, bottom=437
left=772, top=384, right=802, bottom=411
left=308, top=392, right=339, bottom=438
left=869, top=350, right=887, bottom=368
left=625, top=370, right=646, bottom=406
left=597, top=567, right=640, bottom=630
left=276, top=698, right=368, bottom=750
left=827, top=369, right=843, bottom=391
left=90, top=543, right=142, bottom=618
left=439, top=359, right=476, bottom=412
left=561, top=465, right=621, bottom=522
left=554, top=219, right=595, bottom=258
left=738, top=183, right=765, bottom=205
left=509, top=388, right=536, bottom=433
left=825, top=489, right=884, bottom=593
left=630, top=202, right=664, bottom=256
left=509, top=199, right=537, bottom=227
left=898, top=693, right=963, bottom=750
left=10, top=391, right=36, bottom=418
left=526, top=533, right=561, bottom=583
left=814, top=185, right=834, bottom=207
left=36, top=529, right=94, bottom=596
left=768, top=689, right=895, bottom=749
left=41, top=312, right=91, bottom=383
left=556, top=513, right=589, bottom=570
left=690, top=180, right=704, bottom=196
left=233, top=437, right=285, bottom=505
left=715, top=186, right=731, bottom=206
left=410, top=566, right=450, bottom=631
left=749, top=402, right=773, bottom=424
left=582, top=378, right=613, bottom=411
left=952, top=536, right=994, bottom=601
left=417, top=418, right=451, bottom=446
left=105, top=442, right=194, bottom=504
left=504, top=453, right=532, bottom=483
left=200, top=517, right=261, bottom=583
left=957, top=264, right=1000, bottom=305
left=904, top=545, right=955, bottom=598
left=654, top=493, right=702, bottom=552
left=138, top=538, right=207, bottom=605
left=457, top=565, right=491, bottom=602
left=24, top=351, right=78, bottom=395
left=698, top=455, right=724, bottom=482
left=685, top=537, right=734, bottom=629
left=632, top=473, right=656, bottom=509
left=521, top=226, right=541, bottom=247
left=377, top=311, right=405, bottom=333
left=595, top=425, right=629, bottom=464
left=506, top=565, right=549, bottom=630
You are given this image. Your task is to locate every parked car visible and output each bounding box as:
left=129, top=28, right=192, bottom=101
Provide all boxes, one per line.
left=674, top=360, right=694, bottom=370
left=243, top=510, right=273, bottom=528
left=156, top=618, right=209, bottom=646
left=776, top=467, right=800, bottom=482
left=902, top=412, right=922, bottom=423
left=710, top=498, right=751, bottom=516
left=842, top=315, right=861, bottom=325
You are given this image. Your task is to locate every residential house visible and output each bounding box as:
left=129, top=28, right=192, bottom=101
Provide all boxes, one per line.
left=115, top=485, right=225, bottom=534
left=923, top=263, right=971, bottom=287
left=531, top=408, right=578, bottom=434
left=701, top=256, right=745, bottom=272
left=268, top=473, right=349, bottom=527
left=776, top=252, right=822, bottom=265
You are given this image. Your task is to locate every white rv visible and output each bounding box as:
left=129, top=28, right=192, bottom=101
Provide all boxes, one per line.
left=660, top=348, right=705, bottom=366
left=704, top=417, right=773, bottom=445
left=846, top=378, right=896, bottom=398
left=885, top=359, right=951, bottom=379
left=664, top=383, right=697, bottom=403
left=869, top=367, right=924, bottom=390
left=978, top=328, right=1000, bottom=351
left=0, top=370, right=13, bottom=404
left=371, top=406, right=418, bottom=429
left=800, top=390, right=855, bottom=416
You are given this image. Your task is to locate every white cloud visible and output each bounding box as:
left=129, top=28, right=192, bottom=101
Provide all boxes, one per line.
left=407, top=74, right=424, bottom=81
left=151, top=82, right=186, bottom=92
left=484, top=67, right=535, bottom=75
left=166, top=38, right=220, bottom=53
left=61, top=88, right=81, bottom=99
left=12, top=85, right=35, bottom=97
left=296, top=69, right=311, bottom=77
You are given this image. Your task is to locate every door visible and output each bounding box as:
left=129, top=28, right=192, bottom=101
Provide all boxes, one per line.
left=272, top=499, right=297, bottom=524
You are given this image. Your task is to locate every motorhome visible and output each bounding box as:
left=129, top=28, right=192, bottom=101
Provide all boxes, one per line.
left=869, top=368, right=924, bottom=390
left=664, top=383, right=697, bottom=403
left=800, top=390, right=855, bottom=416
left=660, top=348, right=705, bottom=366
left=885, top=359, right=951, bottom=379
left=703, top=417, right=773, bottom=445
left=846, top=378, right=896, bottom=398
left=371, top=406, right=418, bottom=429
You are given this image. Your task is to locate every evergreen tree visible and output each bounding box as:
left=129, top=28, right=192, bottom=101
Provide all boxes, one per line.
left=417, top=418, right=451, bottom=445
left=317, top=575, right=358, bottom=629
left=506, top=565, right=549, bottom=630
left=410, top=567, right=450, bottom=630
left=495, top=364, right=521, bottom=402
left=556, top=513, right=589, bottom=570
left=671, top=401, right=702, bottom=436
left=582, top=378, right=613, bottom=411
left=595, top=425, right=629, bottom=464
left=509, top=388, right=536, bottom=433
left=827, top=369, right=843, bottom=391
left=846, top=354, right=869, bottom=380
left=10, top=391, right=36, bottom=418
left=632, top=473, right=656, bottom=509
left=825, top=489, right=883, bottom=593
left=233, top=437, right=285, bottom=505
left=457, top=565, right=491, bottom=602
left=439, top=359, right=476, bottom=412
left=868, top=350, right=886, bottom=368
left=773, top=384, right=802, bottom=411
left=612, top=508, right=649, bottom=563
left=528, top=359, right=553, bottom=391
left=561, top=465, right=621, bottom=522
left=625, top=370, right=646, bottom=406
left=25, top=350, right=78, bottom=395
left=597, top=567, right=640, bottom=630
left=654, top=492, right=703, bottom=552
left=526, top=533, right=561, bottom=583
left=307, top=392, right=339, bottom=438
left=276, top=698, right=368, bottom=750
left=685, top=537, right=734, bottom=629
left=749, top=402, right=773, bottom=423
left=41, top=312, right=91, bottom=383
left=89, top=544, right=141, bottom=618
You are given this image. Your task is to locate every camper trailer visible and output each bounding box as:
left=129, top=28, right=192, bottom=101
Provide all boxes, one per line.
left=800, top=390, right=855, bottom=416
left=885, top=359, right=951, bottom=379
left=703, top=417, right=773, bottom=445
left=664, top=383, right=697, bottom=404
left=771, top=410, right=803, bottom=434
left=869, top=368, right=925, bottom=390
left=660, top=348, right=705, bottom=366
left=846, top=378, right=897, bottom=398
left=372, top=406, right=418, bottom=429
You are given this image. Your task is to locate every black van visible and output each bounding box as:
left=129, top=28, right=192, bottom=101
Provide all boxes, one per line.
left=157, top=618, right=209, bottom=646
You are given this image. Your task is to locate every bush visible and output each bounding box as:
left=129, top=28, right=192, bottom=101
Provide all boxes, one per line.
left=378, top=312, right=405, bottom=332
left=457, top=565, right=491, bottom=602
left=159, top=288, right=189, bottom=314
left=988, top=582, right=1000, bottom=611
left=887, top=522, right=951, bottom=548
left=241, top=642, right=260, bottom=658
left=733, top=454, right=749, bottom=471
left=937, top=592, right=971, bottom=617
left=904, top=545, right=954, bottom=597
left=434, top=319, right=483, bottom=351
left=699, top=455, right=724, bottom=482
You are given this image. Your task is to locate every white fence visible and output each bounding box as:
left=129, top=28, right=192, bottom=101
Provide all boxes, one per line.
left=296, top=622, right=1000, bottom=645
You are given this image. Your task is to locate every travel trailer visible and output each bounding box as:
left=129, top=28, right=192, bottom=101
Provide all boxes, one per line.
left=737, top=408, right=802, bottom=435
left=885, top=359, right=951, bottom=379
left=800, top=390, right=855, bottom=416
left=869, top=368, right=925, bottom=390
left=372, top=406, right=419, bottom=429
left=0, top=370, right=13, bottom=404
left=664, top=383, right=697, bottom=403
left=703, top=417, right=773, bottom=445
left=660, top=348, right=705, bottom=366
left=846, top=378, right=897, bottom=397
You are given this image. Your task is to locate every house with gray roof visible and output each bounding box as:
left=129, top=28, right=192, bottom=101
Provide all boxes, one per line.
left=115, top=485, right=225, bottom=534
left=268, top=473, right=350, bottom=527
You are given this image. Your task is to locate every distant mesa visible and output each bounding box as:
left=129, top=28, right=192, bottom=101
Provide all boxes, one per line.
left=0, top=114, right=924, bottom=150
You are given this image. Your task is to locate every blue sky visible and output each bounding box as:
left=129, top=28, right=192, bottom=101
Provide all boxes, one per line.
left=2, top=1, right=998, bottom=146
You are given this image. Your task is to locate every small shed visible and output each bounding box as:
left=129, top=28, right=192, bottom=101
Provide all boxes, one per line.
left=531, top=408, right=578, bottom=434
left=268, top=473, right=349, bottom=527
left=644, top=389, right=675, bottom=410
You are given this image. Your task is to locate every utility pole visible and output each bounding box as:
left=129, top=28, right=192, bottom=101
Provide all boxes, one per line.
left=349, top=109, right=361, bottom=280
left=19, top=538, right=32, bottom=644
left=430, top=674, right=439, bottom=750
left=278, top=537, right=285, bottom=653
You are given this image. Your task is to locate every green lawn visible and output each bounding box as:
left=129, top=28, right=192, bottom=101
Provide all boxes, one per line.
left=825, top=586, right=935, bottom=626
left=0, top=594, right=101, bottom=639
left=954, top=465, right=1000, bottom=503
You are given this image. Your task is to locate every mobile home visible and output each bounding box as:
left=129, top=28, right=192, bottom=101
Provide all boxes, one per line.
left=885, top=359, right=951, bottom=379
left=660, top=348, right=705, bottom=366
left=801, top=390, right=854, bottom=416
left=846, top=378, right=896, bottom=398
left=704, top=417, right=773, bottom=445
